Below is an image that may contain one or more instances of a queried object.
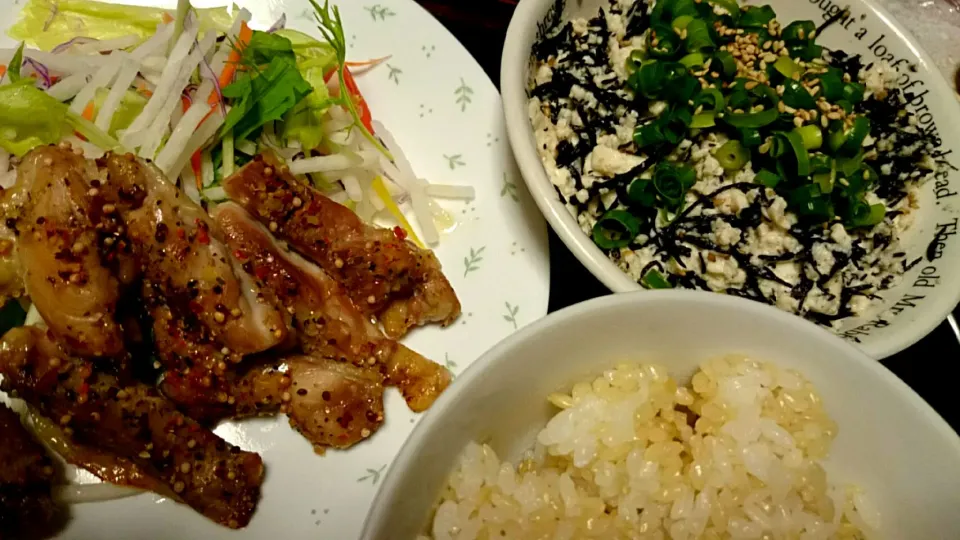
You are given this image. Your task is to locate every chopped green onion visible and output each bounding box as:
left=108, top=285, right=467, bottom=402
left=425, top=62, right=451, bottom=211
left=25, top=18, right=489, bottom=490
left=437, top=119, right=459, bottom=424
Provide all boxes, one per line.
left=680, top=52, right=706, bottom=68
left=593, top=210, right=641, bottom=249
left=684, top=19, right=715, bottom=53
left=755, top=169, right=781, bottom=188
left=690, top=112, right=716, bottom=128
left=662, top=107, right=693, bottom=144
left=635, top=60, right=666, bottom=98
left=838, top=152, right=864, bottom=177
left=714, top=140, right=750, bottom=171
left=788, top=42, right=823, bottom=62
left=641, top=269, right=673, bottom=289
left=820, top=71, right=844, bottom=101
left=628, top=178, right=657, bottom=207
left=740, top=5, right=776, bottom=27
left=694, top=87, right=725, bottom=113
left=634, top=122, right=666, bottom=148
left=739, top=128, right=762, bottom=147
left=648, top=23, right=681, bottom=58
left=846, top=200, right=885, bottom=228
left=773, top=55, right=800, bottom=79
left=714, top=50, right=738, bottom=79
left=829, top=115, right=870, bottom=156
left=782, top=20, right=816, bottom=44
left=842, top=82, right=865, bottom=103
left=672, top=15, right=695, bottom=30
left=782, top=79, right=817, bottom=110
left=653, top=162, right=696, bottom=208
left=795, top=125, right=823, bottom=150
left=723, top=82, right=781, bottom=128
left=771, top=130, right=811, bottom=176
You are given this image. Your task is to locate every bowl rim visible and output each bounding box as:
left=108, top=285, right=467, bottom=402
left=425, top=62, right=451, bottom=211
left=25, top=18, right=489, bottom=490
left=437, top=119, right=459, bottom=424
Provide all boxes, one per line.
left=361, top=290, right=960, bottom=538
left=499, top=0, right=960, bottom=360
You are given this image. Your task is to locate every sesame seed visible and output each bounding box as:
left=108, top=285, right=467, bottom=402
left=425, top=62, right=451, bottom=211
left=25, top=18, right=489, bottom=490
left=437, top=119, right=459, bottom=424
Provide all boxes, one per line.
left=102, top=204, right=116, bottom=214
left=87, top=188, right=100, bottom=197
left=187, top=439, right=196, bottom=449
left=173, top=481, right=185, bottom=493
left=230, top=308, right=242, bottom=317
left=263, top=167, right=273, bottom=176
left=334, top=258, right=344, bottom=269
left=281, top=392, right=291, bottom=402
left=139, top=451, right=151, bottom=459
left=43, top=157, right=53, bottom=166
left=181, top=463, right=191, bottom=473
left=214, top=311, right=226, bottom=323
left=221, top=347, right=231, bottom=355
left=59, top=414, right=72, bottom=425
left=269, top=221, right=278, bottom=232
left=227, top=471, right=236, bottom=480
left=367, top=295, right=376, bottom=304
left=361, top=429, right=371, bottom=438
left=292, top=197, right=303, bottom=208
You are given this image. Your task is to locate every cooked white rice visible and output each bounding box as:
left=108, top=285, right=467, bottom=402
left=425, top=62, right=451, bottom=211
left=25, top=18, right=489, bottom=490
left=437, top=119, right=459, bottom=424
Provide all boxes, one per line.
left=424, top=357, right=879, bottom=539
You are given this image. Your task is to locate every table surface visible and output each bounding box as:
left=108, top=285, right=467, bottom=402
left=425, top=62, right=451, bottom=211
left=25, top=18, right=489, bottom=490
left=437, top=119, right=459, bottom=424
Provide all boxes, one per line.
left=416, top=0, right=960, bottom=430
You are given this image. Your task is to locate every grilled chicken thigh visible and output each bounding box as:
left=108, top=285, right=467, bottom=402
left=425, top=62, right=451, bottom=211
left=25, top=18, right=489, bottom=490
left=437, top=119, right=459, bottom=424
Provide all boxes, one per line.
left=11, top=146, right=124, bottom=357
left=214, top=202, right=450, bottom=413
left=0, top=403, right=61, bottom=538
left=222, top=153, right=460, bottom=338
left=0, top=326, right=264, bottom=529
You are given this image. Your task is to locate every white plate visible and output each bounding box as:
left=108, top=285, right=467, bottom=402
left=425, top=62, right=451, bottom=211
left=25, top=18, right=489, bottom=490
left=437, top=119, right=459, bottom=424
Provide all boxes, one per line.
left=501, top=0, right=960, bottom=360
left=0, top=1, right=550, bottom=538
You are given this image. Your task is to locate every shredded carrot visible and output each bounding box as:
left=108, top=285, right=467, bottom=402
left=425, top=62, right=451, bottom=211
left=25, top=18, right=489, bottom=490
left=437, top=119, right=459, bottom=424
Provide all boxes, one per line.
left=162, top=12, right=174, bottom=24
left=81, top=101, right=96, bottom=121
left=191, top=151, right=203, bottom=190
left=344, top=55, right=392, bottom=72
left=0, top=65, right=6, bottom=78
left=213, top=21, right=253, bottom=104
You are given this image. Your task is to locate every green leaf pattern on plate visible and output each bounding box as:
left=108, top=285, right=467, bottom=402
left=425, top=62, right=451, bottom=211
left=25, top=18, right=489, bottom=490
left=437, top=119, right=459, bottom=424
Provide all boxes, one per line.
left=443, top=153, right=465, bottom=170
left=500, top=173, right=519, bottom=202
left=454, top=78, right=474, bottom=111
left=386, top=63, right=402, bottom=84
left=463, top=246, right=485, bottom=277
left=503, top=302, right=520, bottom=330
left=357, top=464, right=387, bottom=485
left=363, top=4, right=395, bottom=21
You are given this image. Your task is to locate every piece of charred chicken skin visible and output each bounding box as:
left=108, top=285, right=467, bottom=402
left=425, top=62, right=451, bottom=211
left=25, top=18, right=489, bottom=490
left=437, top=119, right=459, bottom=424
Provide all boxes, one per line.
left=0, top=326, right=264, bottom=529
left=222, top=153, right=460, bottom=338
left=214, top=202, right=450, bottom=415
left=0, top=403, right=61, bottom=538
left=8, top=146, right=124, bottom=357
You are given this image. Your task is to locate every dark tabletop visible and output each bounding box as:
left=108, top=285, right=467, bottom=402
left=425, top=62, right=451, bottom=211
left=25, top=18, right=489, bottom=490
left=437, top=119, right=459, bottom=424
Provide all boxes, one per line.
left=416, top=0, right=960, bottom=431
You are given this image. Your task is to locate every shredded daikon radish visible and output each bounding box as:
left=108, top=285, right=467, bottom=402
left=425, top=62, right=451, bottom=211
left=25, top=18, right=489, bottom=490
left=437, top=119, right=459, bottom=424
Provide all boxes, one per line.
left=63, top=136, right=106, bottom=160
left=131, top=23, right=174, bottom=61
left=425, top=184, right=476, bottom=200
left=235, top=139, right=258, bottom=155
left=208, top=9, right=251, bottom=76
left=95, top=58, right=140, bottom=132
left=21, top=49, right=110, bottom=73
left=76, top=35, right=141, bottom=54
left=139, top=56, right=167, bottom=73
left=289, top=154, right=364, bottom=175
left=68, top=52, right=125, bottom=115
left=166, top=110, right=224, bottom=178
left=342, top=174, right=363, bottom=201
left=55, top=483, right=143, bottom=505
left=0, top=172, right=16, bottom=191
left=136, top=33, right=215, bottom=156
left=203, top=186, right=227, bottom=201
left=46, top=72, right=91, bottom=102
left=409, top=186, right=439, bottom=245
left=155, top=102, right=215, bottom=175
left=120, top=25, right=199, bottom=145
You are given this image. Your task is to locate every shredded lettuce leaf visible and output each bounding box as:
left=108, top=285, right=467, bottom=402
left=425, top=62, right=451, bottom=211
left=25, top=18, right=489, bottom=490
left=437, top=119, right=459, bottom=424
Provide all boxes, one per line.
left=0, top=80, right=68, bottom=156
left=91, top=88, right=147, bottom=137
left=0, top=80, right=121, bottom=156
left=9, top=0, right=233, bottom=50
left=275, top=30, right=337, bottom=151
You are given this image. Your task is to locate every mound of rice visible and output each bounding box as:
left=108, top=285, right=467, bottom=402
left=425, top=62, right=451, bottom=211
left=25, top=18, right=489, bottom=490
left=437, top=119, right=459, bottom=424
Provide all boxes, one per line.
left=424, top=357, right=879, bottom=539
